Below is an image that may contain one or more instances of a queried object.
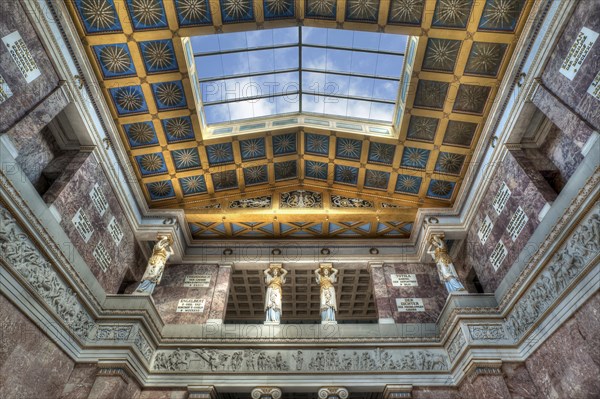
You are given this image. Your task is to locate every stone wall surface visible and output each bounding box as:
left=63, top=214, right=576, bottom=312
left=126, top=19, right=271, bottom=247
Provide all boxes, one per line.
left=59, top=363, right=98, bottom=399
left=538, top=124, right=585, bottom=191
left=45, top=151, right=145, bottom=294
left=0, top=1, right=61, bottom=132
left=381, top=263, right=448, bottom=323
left=152, top=264, right=221, bottom=324
left=458, top=373, right=512, bottom=399
left=464, top=151, right=550, bottom=292
left=541, top=0, right=600, bottom=132
left=524, top=292, right=600, bottom=399
left=0, top=293, right=75, bottom=399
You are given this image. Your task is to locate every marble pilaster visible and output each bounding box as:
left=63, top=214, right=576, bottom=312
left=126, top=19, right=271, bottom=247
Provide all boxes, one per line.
left=87, top=364, right=139, bottom=399
left=207, top=263, right=233, bottom=323
left=188, top=385, right=217, bottom=399
left=368, top=262, right=394, bottom=323
left=458, top=361, right=511, bottom=399
left=383, top=384, right=413, bottom=398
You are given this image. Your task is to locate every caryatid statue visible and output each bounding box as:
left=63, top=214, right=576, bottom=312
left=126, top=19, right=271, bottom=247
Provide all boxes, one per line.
left=426, top=234, right=466, bottom=293
left=315, top=263, right=339, bottom=323
left=263, top=263, right=288, bottom=324
left=134, top=235, right=174, bottom=295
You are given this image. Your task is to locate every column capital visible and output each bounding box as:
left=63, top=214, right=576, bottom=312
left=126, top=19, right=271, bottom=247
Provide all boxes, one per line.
left=383, top=384, right=413, bottom=399
left=96, top=361, right=134, bottom=383
left=318, top=386, right=348, bottom=399
left=367, top=261, right=384, bottom=270
left=251, top=386, right=282, bottom=399
left=188, top=385, right=217, bottom=399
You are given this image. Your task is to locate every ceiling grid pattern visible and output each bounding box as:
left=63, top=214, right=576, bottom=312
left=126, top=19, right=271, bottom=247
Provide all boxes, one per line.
left=67, top=0, right=532, bottom=239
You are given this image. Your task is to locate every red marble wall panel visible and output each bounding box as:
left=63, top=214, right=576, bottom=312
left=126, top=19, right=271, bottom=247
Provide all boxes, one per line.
left=152, top=264, right=222, bottom=324
left=525, top=292, right=600, bottom=398
left=538, top=125, right=585, bottom=192
left=0, top=293, right=75, bottom=399
left=458, top=374, right=512, bottom=399
left=381, top=263, right=448, bottom=324
left=0, top=1, right=61, bottom=132
left=137, top=389, right=187, bottom=399
left=540, top=1, right=600, bottom=132
left=465, top=151, right=551, bottom=292
left=59, top=363, right=98, bottom=399
left=46, top=151, right=146, bottom=294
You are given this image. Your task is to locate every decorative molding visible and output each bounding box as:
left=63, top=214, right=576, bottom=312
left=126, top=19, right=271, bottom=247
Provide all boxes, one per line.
left=465, top=360, right=503, bottom=383
left=188, top=385, right=217, bottom=399
left=95, top=325, right=133, bottom=341
left=468, top=324, right=506, bottom=341
left=383, top=384, right=413, bottom=399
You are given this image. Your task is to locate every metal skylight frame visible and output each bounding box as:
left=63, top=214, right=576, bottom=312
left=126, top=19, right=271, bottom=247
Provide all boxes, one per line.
left=182, top=28, right=417, bottom=140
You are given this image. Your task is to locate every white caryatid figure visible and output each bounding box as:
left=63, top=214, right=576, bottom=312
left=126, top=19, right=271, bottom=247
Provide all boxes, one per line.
left=134, top=235, right=174, bottom=295
left=315, top=263, right=339, bottom=323
left=426, top=234, right=466, bottom=293
left=263, top=263, right=287, bottom=324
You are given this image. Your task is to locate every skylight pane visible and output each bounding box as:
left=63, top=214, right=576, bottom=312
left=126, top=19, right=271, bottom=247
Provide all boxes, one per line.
left=205, top=104, right=230, bottom=124
left=324, top=96, right=348, bottom=117
left=273, top=27, right=299, bottom=45
left=370, top=102, right=395, bottom=122
left=196, top=55, right=224, bottom=79
left=274, top=47, right=299, bottom=70
left=347, top=99, right=371, bottom=120
left=276, top=95, right=299, bottom=114
left=350, top=51, right=377, bottom=75
left=222, top=53, right=250, bottom=76
left=246, top=30, right=274, bottom=48
left=302, top=94, right=325, bottom=114
left=229, top=99, right=254, bottom=120
left=379, top=34, right=408, bottom=54
left=302, top=27, right=326, bottom=46
left=218, top=31, right=248, bottom=51
left=326, top=49, right=352, bottom=73
left=327, top=29, right=354, bottom=48
left=247, top=49, right=275, bottom=73
left=352, top=31, right=381, bottom=51
left=275, top=72, right=299, bottom=96
left=375, top=54, right=404, bottom=78
left=348, top=76, right=375, bottom=98
left=253, top=98, right=277, bottom=118
left=372, top=80, right=399, bottom=102
left=303, top=47, right=326, bottom=70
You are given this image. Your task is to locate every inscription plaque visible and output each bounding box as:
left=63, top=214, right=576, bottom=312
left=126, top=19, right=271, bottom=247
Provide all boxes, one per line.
left=90, top=183, right=109, bottom=216
left=477, top=215, right=494, bottom=244
left=507, top=206, right=528, bottom=241
left=108, top=217, right=124, bottom=245
left=72, top=208, right=94, bottom=243
left=396, top=298, right=425, bottom=312
left=183, top=274, right=212, bottom=288
left=391, top=274, right=418, bottom=287
left=176, top=298, right=206, bottom=313
left=0, top=74, right=13, bottom=104
left=93, top=242, right=111, bottom=272
left=492, top=183, right=511, bottom=215
left=560, top=27, right=599, bottom=80
left=587, top=71, right=600, bottom=101
left=2, top=31, right=41, bottom=83
left=490, top=240, right=508, bottom=271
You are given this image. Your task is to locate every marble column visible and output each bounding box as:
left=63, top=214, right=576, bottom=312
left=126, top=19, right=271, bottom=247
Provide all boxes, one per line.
left=317, top=387, right=349, bottom=399
left=383, top=385, right=412, bottom=398
left=458, top=361, right=511, bottom=399
left=251, top=387, right=282, bottom=399
left=368, top=262, right=394, bottom=324
left=87, top=365, right=136, bottom=399
left=188, top=385, right=217, bottom=399
left=207, top=263, right=233, bottom=324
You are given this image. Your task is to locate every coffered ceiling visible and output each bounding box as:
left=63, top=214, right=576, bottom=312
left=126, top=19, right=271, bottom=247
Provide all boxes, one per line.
left=66, top=0, right=532, bottom=240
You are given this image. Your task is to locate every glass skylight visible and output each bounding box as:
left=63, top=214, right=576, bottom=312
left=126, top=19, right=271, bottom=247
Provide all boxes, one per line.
left=191, top=27, right=408, bottom=125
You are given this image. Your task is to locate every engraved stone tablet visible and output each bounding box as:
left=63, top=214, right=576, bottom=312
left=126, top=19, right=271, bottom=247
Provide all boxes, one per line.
left=396, top=298, right=425, bottom=312
left=93, top=242, right=111, bottom=273
left=492, top=183, right=511, bottom=215
left=176, top=298, right=206, bottom=313
left=560, top=27, right=599, bottom=80
left=506, top=206, right=529, bottom=241
left=90, top=183, right=109, bottom=216
left=2, top=31, right=41, bottom=83
left=0, top=73, right=13, bottom=104
left=72, top=208, right=94, bottom=243
left=391, top=274, right=418, bottom=287
left=587, top=71, right=600, bottom=101
left=108, top=217, right=124, bottom=245
left=477, top=215, right=494, bottom=244
left=183, top=274, right=212, bottom=288
left=490, top=240, right=508, bottom=271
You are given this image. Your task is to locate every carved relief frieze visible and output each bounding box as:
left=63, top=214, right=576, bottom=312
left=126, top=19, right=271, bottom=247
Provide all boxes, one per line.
left=135, top=331, right=154, bottom=362
left=95, top=325, right=132, bottom=341
left=468, top=324, right=506, bottom=341
left=229, top=196, right=272, bottom=209
left=152, top=347, right=448, bottom=373
left=0, top=205, right=95, bottom=340
left=505, top=205, right=599, bottom=339
left=446, top=330, right=466, bottom=363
